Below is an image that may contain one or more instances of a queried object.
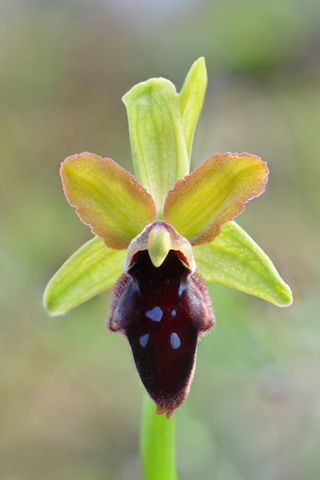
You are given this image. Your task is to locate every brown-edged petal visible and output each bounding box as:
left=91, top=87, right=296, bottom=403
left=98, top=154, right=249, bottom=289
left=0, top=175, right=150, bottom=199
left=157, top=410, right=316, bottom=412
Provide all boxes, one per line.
left=163, top=152, right=268, bottom=246
left=61, top=153, right=156, bottom=250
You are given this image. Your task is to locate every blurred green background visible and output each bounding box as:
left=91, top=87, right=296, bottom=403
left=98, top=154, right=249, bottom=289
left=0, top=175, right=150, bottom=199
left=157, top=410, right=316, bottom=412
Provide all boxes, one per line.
left=1, top=0, right=320, bottom=479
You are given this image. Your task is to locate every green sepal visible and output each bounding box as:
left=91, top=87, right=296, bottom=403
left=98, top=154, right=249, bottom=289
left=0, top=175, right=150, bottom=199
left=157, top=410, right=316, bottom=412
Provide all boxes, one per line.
left=179, top=57, right=207, bottom=162
left=193, top=221, right=293, bottom=307
left=44, top=236, right=127, bottom=316
left=123, top=78, right=189, bottom=215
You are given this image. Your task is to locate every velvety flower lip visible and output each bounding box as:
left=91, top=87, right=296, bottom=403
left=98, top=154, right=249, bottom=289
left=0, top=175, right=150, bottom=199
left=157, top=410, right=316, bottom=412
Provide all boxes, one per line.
left=108, top=221, right=214, bottom=419
left=44, top=57, right=292, bottom=419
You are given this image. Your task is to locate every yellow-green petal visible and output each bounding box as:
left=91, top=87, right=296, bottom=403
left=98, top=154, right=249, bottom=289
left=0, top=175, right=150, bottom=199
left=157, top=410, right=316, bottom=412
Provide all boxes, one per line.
left=179, top=57, right=207, bottom=163
left=44, top=236, right=127, bottom=316
left=61, top=153, right=156, bottom=249
left=193, top=222, right=293, bottom=307
left=123, top=78, right=189, bottom=215
left=163, top=152, right=268, bottom=245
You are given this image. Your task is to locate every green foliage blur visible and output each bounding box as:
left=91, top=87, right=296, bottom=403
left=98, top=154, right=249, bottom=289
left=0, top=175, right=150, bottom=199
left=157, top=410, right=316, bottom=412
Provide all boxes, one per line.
left=1, top=0, right=319, bottom=479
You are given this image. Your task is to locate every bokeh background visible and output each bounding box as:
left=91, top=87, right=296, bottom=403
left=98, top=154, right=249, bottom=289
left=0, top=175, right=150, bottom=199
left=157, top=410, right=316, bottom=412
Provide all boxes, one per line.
left=1, top=0, right=320, bottom=479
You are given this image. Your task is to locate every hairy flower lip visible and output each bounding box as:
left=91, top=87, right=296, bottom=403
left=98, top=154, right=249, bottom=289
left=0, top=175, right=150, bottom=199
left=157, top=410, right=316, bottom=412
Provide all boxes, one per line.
left=108, top=240, right=214, bottom=417
left=124, top=221, right=196, bottom=272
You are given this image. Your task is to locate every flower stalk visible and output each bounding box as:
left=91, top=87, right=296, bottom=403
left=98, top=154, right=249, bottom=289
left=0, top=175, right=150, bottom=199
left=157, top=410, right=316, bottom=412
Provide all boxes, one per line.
left=141, top=393, right=178, bottom=480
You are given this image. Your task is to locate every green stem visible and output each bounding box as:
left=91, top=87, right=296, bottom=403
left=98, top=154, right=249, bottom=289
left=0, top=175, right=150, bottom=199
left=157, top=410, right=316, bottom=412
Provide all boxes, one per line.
left=140, top=392, right=179, bottom=480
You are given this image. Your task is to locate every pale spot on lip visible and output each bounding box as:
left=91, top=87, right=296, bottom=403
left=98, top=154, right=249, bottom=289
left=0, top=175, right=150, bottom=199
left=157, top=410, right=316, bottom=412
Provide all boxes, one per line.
left=171, top=310, right=176, bottom=317
left=170, top=332, right=181, bottom=349
left=178, top=282, right=185, bottom=296
left=146, top=306, right=163, bottom=322
left=139, top=333, right=149, bottom=348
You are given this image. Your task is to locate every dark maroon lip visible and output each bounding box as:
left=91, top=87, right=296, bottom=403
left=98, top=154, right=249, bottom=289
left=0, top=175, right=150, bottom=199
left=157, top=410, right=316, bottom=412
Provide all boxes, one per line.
left=108, top=248, right=214, bottom=416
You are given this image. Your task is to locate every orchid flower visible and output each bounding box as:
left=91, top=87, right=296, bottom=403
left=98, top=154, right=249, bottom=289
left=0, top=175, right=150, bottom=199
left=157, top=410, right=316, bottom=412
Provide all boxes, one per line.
left=44, top=58, right=292, bottom=421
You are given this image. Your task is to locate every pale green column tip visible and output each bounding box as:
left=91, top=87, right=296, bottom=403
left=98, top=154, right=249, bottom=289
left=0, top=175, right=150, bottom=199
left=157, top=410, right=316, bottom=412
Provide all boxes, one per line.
left=147, top=224, right=171, bottom=268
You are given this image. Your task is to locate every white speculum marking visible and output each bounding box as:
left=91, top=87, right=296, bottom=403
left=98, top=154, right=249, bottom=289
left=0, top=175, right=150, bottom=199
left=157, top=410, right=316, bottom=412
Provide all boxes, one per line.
left=139, top=334, right=149, bottom=348
left=171, top=310, right=176, bottom=317
left=170, top=332, right=181, bottom=350
left=178, top=281, right=185, bottom=296
left=146, top=306, right=163, bottom=322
